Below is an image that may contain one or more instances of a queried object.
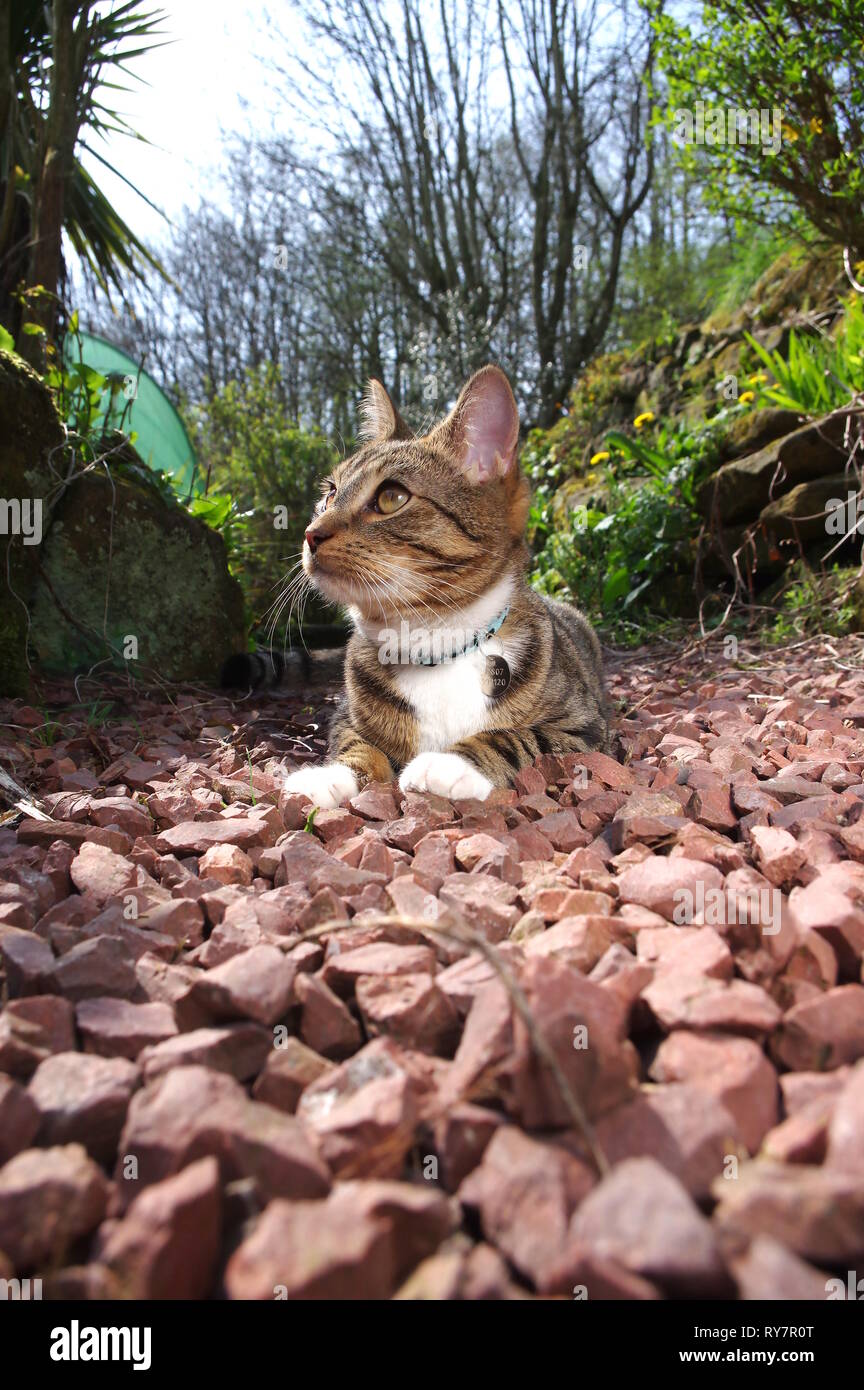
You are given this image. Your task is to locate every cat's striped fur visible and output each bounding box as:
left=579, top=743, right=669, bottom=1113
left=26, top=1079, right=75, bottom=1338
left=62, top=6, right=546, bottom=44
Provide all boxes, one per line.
left=284, top=366, right=609, bottom=808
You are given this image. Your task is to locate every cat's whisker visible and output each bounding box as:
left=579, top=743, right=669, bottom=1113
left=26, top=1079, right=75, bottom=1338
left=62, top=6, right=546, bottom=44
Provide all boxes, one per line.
left=279, top=571, right=305, bottom=637
left=283, top=571, right=312, bottom=658
left=361, top=555, right=489, bottom=626
left=325, top=544, right=488, bottom=628
left=368, top=551, right=490, bottom=603
left=265, top=566, right=309, bottom=649
left=359, top=573, right=387, bottom=623
left=360, top=575, right=429, bottom=628
left=261, top=561, right=305, bottom=627
left=359, top=563, right=448, bottom=627
left=266, top=571, right=303, bottom=628
left=357, top=555, right=451, bottom=605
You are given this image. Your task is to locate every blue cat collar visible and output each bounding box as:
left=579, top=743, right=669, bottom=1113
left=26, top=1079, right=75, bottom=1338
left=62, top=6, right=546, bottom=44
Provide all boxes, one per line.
left=413, top=605, right=510, bottom=666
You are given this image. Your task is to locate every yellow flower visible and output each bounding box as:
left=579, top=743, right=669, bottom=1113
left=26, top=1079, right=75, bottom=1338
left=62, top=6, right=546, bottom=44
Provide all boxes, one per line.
left=747, top=372, right=767, bottom=385
left=585, top=471, right=598, bottom=484
left=809, top=117, right=823, bottom=135
left=739, top=391, right=755, bottom=404
left=633, top=412, right=655, bottom=430
left=590, top=450, right=610, bottom=464
left=782, top=123, right=799, bottom=142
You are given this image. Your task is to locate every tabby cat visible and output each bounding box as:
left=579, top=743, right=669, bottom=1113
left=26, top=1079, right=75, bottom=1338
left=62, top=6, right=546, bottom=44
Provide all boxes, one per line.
left=284, top=366, right=609, bottom=808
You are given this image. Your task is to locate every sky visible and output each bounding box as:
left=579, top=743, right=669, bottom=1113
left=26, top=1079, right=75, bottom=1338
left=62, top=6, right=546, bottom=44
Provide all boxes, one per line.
left=79, top=0, right=639, bottom=268
left=81, top=0, right=277, bottom=245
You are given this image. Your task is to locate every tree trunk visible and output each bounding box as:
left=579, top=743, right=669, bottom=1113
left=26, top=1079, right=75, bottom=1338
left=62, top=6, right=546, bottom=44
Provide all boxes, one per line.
left=19, top=0, right=84, bottom=366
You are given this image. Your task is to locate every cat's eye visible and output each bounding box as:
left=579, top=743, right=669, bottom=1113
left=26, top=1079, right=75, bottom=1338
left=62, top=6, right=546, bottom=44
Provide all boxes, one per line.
left=319, top=485, right=336, bottom=513
left=374, top=481, right=411, bottom=514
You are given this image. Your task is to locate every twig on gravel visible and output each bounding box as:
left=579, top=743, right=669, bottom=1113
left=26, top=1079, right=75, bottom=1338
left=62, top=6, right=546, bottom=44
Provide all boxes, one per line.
left=0, top=766, right=50, bottom=821
left=286, top=912, right=611, bottom=1177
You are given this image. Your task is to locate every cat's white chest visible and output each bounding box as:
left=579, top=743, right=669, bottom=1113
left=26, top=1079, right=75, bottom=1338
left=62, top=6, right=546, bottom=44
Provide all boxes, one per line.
left=394, top=649, right=490, bottom=751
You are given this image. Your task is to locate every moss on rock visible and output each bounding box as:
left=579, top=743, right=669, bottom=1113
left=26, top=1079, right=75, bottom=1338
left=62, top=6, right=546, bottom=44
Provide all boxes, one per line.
left=525, top=248, right=852, bottom=496
left=30, top=470, right=245, bottom=681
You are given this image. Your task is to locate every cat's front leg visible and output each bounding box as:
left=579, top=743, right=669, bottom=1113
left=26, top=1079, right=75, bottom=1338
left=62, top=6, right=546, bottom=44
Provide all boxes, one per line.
left=284, top=716, right=394, bottom=809
left=400, top=723, right=601, bottom=801
left=398, top=750, right=496, bottom=802
left=446, top=728, right=534, bottom=795
left=455, top=722, right=608, bottom=779
left=399, top=729, right=543, bottom=801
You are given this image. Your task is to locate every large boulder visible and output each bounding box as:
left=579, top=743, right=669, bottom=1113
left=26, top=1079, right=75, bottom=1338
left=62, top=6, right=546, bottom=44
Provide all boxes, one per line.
left=0, top=349, right=64, bottom=695
left=697, top=409, right=861, bottom=526
left=716, top=407, right=803, bottom=464
left=1, top=347, right=244, bottom=685
left=758, top=473, right=849, bottom=543
left=30, top=465, right=245, bottom=682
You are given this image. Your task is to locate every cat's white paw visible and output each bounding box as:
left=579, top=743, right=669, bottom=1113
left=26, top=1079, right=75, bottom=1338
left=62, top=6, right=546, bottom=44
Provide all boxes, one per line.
left=283, top=762, right=359, bottom=809
left=399, top=751, right=494, bottom=801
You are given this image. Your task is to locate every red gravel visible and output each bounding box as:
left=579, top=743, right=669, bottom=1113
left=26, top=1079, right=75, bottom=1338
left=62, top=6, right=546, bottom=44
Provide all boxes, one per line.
left=2, top=634, right=864, bottom=1299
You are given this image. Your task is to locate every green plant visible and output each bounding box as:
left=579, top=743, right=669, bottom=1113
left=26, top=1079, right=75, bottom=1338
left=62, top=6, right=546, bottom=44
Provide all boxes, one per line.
left=765, top=563, right=856, bottom=644
left=38, top=315, right=197, bottom=544
left=30, top=718, right=61, bottom=746
left=705, top=228, right=806, bottom=316
left=46, top=314, right=130, bottom=453
left=44, top=314, right=241, bottom=529
left=186, top=491, right=255, bottom=568
left=530, top=413, right=725, bottom=636
left=88, top=699, right=116, bottom=726
left=650, top=0, right=864, bottom=256
left=186, top=364, right=337, bottom=628
left=746, top=295, right=864, bottom=415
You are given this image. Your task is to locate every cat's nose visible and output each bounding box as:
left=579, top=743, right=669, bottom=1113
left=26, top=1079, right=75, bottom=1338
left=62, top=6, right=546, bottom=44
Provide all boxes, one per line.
left=306, top=522, right=337, bottom=550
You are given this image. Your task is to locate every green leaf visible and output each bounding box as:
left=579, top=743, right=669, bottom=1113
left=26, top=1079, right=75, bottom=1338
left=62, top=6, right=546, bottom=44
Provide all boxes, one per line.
left=602, top=567, right=630, bottom=606
left=21, top=322, right=47, bottom=336
left=605, top=430, right=671, bottom=479
left=189, top=495, right=234, bottom=528
left=0, top=325, right=16, bottom=353
left=69, top=362, right=107, bottom=392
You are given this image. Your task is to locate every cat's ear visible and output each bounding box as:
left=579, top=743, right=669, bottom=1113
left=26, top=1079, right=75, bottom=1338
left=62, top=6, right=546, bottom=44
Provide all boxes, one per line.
left=358, top=379, right=413, bottom=443
left=430, top=366, right=519, bottom=484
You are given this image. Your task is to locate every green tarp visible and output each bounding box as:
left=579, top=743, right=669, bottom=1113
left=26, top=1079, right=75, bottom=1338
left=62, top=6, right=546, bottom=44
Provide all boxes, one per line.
left=65, top=331, right=201, bottom=496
